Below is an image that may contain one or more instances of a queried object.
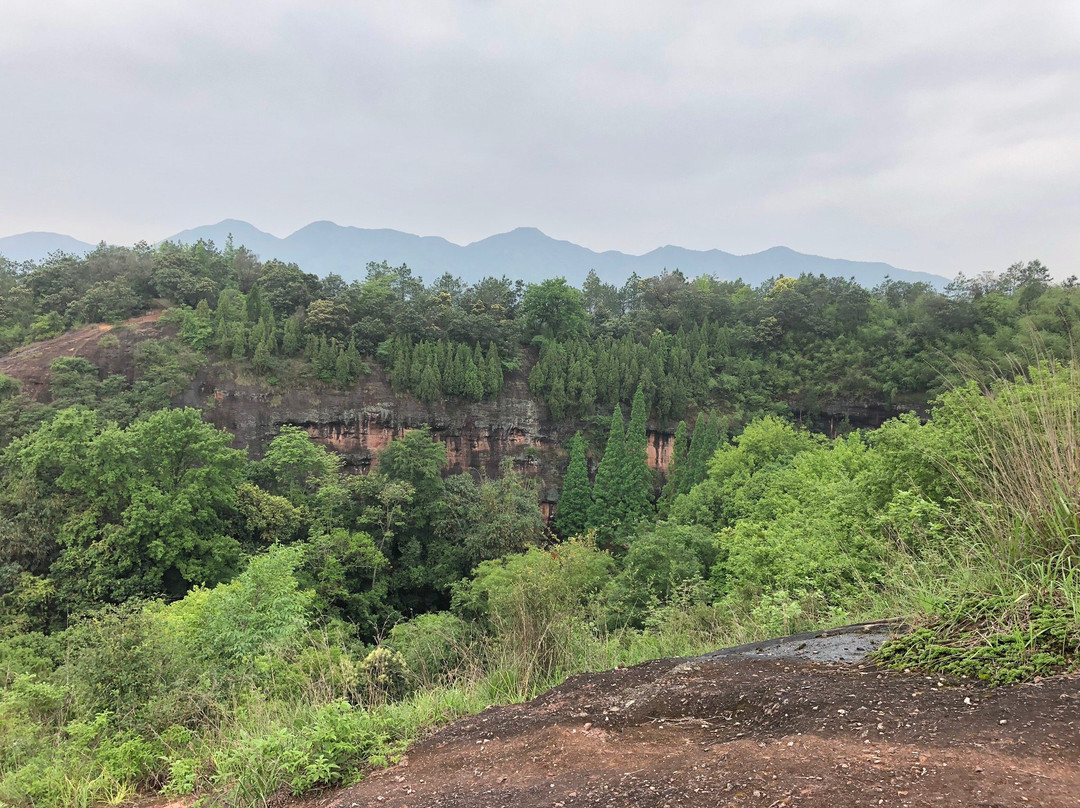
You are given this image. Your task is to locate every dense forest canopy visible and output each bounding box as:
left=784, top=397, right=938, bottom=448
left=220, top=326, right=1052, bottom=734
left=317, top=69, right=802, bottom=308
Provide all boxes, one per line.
left=0, top=239, right=1077, bottom=806
left=0, top=240, right=1072, bottom=431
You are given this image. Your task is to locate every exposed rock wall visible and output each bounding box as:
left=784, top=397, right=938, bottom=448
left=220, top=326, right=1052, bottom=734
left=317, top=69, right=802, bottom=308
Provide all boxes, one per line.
left=185, top=364, right=679, bottom=512
left=0, top=313, right=926, bottom=516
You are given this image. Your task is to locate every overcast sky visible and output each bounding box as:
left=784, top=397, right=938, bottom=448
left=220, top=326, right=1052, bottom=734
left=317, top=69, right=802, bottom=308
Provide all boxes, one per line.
left=2, top=1, right=1078, bottom=277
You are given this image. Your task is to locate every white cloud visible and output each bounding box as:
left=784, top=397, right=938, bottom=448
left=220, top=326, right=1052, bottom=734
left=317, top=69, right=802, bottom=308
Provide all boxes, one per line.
left=0, top=1, right=1078, bottom=276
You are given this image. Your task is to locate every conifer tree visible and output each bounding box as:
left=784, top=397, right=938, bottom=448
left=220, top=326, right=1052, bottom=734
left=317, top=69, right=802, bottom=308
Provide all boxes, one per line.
left=589, top=406, right=625, bottom=545
left=253, top=335, right=272, bottom=373
left=659, top=419, right=688, bottom=514
left=698, top=412, right=722, bottom=474
left=461, top=347, right=484, bottom=400
left=685, top=412, right=723, bottom=490
left=684, top=412, right=710, bottom=489
left=528, top=352, right=547, bottom=396
left=231, top=325, right=247, bottom=361
left=390, top=337, right=410, bottom=390
left=409, top=341, right=426, bottom=389
left=547, top=372, right=567, bottom=420
left=346, top=337, right=364, bottom=378
left=282, top=315, right=302, bottom=356
left=416, top=360, right=441, bottom=403
left=314, top=335, right=336, bottom=381
left=554, top=432, right=590, bottom=537
left=216, top=318, right=233, bottom=357
left=245, top=283, right=264, bottom=324
left=484, top=342, right=502, bottom=398
left=334, top=347, right=352, bottom=386
left=620, top=386, right=653, bottom=522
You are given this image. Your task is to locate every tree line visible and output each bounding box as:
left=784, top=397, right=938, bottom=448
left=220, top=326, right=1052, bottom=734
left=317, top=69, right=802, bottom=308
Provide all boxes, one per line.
left=2, top=238, right=1075, bottom=430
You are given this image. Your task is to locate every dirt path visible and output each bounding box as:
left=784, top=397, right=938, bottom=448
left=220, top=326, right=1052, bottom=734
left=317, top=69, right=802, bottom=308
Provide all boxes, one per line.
left=299, top=654, right=1080, bottom=808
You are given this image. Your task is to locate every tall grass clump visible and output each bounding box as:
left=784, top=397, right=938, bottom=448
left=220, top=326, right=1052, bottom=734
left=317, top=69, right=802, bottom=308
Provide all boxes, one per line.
left=877, top=361, right=1080, bottom=682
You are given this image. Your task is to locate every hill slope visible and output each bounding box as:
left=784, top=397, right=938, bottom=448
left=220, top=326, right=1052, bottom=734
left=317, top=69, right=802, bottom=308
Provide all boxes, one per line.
left=166, top=220, right=948, bottom=287
left=1, top=221, right=948, bottom=287
left=0, top=231, right=95, bottom=262
left=294, top=651, right=1080, bottom=808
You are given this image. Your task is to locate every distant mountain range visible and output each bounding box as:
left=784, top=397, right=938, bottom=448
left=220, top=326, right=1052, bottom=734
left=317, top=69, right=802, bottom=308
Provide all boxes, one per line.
left=0, top=220, right=949, bottom=288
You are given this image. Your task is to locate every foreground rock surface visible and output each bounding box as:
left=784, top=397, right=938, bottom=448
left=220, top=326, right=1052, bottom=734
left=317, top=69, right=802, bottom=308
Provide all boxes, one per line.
left=299, top=656, right=1080, bottom=808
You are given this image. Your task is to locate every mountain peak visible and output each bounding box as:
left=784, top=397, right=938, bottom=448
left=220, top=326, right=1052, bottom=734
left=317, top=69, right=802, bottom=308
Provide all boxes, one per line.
left=3, top=221, right=948, bottom=289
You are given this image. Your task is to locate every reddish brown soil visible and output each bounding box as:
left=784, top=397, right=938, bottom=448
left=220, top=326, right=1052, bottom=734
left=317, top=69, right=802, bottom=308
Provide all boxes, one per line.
left=300, top=657, right=1080, bottom=808
left=0, top=311, right=165, bottom=400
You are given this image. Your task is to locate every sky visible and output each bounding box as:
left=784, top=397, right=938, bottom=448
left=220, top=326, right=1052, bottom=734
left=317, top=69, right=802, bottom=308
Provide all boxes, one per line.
left=1, top=1, right=1078, bottom=278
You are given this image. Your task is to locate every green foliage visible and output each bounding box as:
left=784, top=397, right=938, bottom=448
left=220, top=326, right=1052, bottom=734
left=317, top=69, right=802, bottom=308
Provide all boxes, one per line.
left=6, top=248, right=1080, bottom=805
left=659, top=419, right=689, bottom=513
left=358, top=646, right=411, bottom=702
left=874, top=595, right=1080, bottom=685
left=1, top=406, right=246, bottom=610
left=164, top=544, right=313, bottom=667
left=452, top=539, right=615, bottom=689
left=387, top=612, right=471, bottom=689
left=256, top=424, right=343, bottom=508
left=620, top=386, right=654, bottom=524
left=589, top=407, right=626, bottom=546
left=521, top=277, right=587, bottom=341
left=603, top=524, right=717, bottom=627
left=554, top=432, right=591, bottom=537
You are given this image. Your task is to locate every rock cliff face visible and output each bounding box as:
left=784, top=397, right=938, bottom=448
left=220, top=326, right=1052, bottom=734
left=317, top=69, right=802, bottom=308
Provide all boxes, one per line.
left=181, top=363, right=678, bottom=516
left=0, top=313, right=923, bottom=518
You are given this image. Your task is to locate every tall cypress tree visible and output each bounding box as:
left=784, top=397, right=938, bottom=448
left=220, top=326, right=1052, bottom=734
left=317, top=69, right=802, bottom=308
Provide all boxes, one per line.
left=698, top=412, right=722, bottom=476
left=282, top=315, right=302, bottom=356
left=461, top=348, right=484, bottom=400
left=620, top=386, right=653, bottom=523
left=659, top=419, right=689, bottom=514
left=684, top=412, right=711, bottom=489
left=484, top=342, right=502, bottom=398
left=685, top=412, right=723, bottom=490
left=589, top=406, right=625, bottom=544
left=416, top=359, right=441, bottom=403
left=554, top=432, right=590, bottom=538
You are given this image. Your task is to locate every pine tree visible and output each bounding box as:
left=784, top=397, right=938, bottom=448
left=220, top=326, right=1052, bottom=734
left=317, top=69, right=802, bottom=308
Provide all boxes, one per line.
left=589, top=406, right=625, bottom=545
left=231, top=325, right=247, bottom=361
left=484, top=342, right=502, bottom=398
left=409, top=341, right=427, bottom=389
left=554, top=432, right=590, bottom=538
left=346, top=337, right=365, bottom=378
left=698, top=412, right=722, bottom=476
left=314, top=335, right=336, bottom=381
left=684, top=412, right=710, bottom=489
left=462, top=348, right=484, bottom=400
left=528, top=351, right=548, bottom=396
left=577, top=358, right=596, bottom=416
left=685, top=412, right=722, bottom=490
left=389, top=337, right=410, bottom=391
left=659, top=419, right=688, bottom=514
left=620, top=386, right=653, bottom=523
left=416, top=360, right=441, bottom=403
left=335, top=347, right=352, bottom=387
left=253, top=335, right=272, bottom=373
left=245, top=283, right=264, bottom=324
left=282, top=315, right=303, bottom=356
left=547, top=371, right=567, bottom=420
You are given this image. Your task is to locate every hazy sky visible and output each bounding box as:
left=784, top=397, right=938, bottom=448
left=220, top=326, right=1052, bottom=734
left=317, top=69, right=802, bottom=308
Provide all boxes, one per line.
left=2, top=1, right=1078, bottom=277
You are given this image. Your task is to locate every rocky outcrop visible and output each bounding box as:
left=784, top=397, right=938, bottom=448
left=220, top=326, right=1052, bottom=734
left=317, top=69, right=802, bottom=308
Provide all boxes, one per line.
left=0, top=313, right=928, bottom=517
left=184, top=363, right=678, bottom=515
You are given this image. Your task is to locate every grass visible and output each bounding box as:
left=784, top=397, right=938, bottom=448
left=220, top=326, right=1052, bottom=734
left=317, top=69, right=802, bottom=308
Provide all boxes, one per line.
left=874, top=361, right=1080, bottom=681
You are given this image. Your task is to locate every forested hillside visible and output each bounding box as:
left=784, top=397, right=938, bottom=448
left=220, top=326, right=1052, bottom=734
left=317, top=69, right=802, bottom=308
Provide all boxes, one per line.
left=0, top=240, right=1077, bottom=806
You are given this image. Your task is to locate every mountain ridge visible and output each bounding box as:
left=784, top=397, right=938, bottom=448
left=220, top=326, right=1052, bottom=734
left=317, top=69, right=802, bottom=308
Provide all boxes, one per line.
left=0, top=220, right=949, bottom=288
